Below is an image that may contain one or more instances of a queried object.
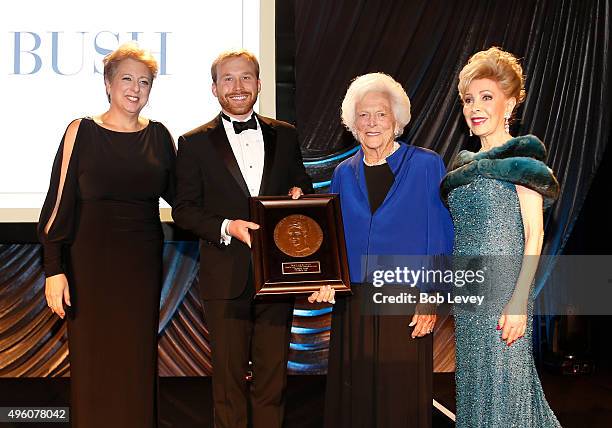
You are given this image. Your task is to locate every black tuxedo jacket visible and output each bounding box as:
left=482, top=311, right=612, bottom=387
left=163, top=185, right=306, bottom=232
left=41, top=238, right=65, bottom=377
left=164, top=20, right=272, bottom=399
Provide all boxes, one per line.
left=173, top=114, right=313, bottom=300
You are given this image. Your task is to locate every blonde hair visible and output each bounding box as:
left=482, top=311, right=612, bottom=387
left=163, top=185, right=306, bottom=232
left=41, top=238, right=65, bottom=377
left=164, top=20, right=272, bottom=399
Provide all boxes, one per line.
left=211, top=49, right=260, bottom=82
left=103, top=42, right=158, bottom=82
left=341, top=72, right=411, bottom=139
left=102, top=42, right=158, bottom=102
left=458, top=47, right=526, bottom=114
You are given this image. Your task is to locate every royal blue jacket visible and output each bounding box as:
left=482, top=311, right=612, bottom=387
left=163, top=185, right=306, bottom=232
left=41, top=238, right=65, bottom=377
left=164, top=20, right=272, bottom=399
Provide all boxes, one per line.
left=331, top=143, right=454, bottom=285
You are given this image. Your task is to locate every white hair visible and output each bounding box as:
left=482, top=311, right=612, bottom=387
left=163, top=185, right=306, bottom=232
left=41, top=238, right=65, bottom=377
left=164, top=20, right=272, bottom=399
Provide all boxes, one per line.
left=341, top=72, right=411, bottom=139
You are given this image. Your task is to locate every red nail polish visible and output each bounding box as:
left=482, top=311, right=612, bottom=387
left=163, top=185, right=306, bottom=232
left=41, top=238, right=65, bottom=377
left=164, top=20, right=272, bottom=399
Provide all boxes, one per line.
left=496, top=325, right=500, bottom=330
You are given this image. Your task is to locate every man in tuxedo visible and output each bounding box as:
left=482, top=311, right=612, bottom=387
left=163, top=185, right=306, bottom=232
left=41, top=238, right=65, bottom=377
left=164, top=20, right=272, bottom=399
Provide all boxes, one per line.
left=172, top=50, right=312, bottom=428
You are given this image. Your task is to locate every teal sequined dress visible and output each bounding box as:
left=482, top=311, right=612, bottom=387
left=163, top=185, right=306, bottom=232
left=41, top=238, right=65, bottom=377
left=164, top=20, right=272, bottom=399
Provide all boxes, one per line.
left=440, top=136, right=561, bottom=427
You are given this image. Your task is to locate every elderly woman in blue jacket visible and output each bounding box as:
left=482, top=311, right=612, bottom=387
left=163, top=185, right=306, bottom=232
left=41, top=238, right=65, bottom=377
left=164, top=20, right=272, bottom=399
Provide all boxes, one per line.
left=310, top=72, right=454, bottom=428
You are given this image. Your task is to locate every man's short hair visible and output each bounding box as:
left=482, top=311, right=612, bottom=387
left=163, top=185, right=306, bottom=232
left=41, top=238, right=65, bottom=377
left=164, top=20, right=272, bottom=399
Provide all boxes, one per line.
left=211, top=49, right=260, bottom=83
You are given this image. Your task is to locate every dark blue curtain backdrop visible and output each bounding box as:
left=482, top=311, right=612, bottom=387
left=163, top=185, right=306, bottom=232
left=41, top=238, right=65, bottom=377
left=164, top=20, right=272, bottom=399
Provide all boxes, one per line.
left=0, top=0, right=609, bottom=377
left=294, top=0, right=610, bottom=295
left=292, top=0, right=610, bottom=368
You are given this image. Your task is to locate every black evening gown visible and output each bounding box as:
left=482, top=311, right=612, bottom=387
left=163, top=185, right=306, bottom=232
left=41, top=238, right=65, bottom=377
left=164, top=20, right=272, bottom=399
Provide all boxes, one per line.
left=324, top=163, right=433, bottom=428
left=38, top=118, right=175, bottom=428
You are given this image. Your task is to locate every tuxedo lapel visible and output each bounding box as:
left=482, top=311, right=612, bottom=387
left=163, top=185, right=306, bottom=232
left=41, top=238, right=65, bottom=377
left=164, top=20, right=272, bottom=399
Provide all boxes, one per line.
left=257, top=115, right=277, bottom=196
left=209, top=115, right=250, bottom=197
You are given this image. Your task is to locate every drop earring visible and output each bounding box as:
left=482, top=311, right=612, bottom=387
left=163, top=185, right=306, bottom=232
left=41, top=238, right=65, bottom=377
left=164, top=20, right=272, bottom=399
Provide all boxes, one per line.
left=469, top=128, right=473, bottom=137
left=504, top=113, right=510, bottom=134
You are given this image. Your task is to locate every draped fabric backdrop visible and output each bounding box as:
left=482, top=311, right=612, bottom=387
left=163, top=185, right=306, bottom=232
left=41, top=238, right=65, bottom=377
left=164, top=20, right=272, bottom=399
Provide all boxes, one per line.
left=0, top=244, right=331, bottom=376
left=293, top=0, right=611, bottom=371
left=0, top=0, right=609, bottom=377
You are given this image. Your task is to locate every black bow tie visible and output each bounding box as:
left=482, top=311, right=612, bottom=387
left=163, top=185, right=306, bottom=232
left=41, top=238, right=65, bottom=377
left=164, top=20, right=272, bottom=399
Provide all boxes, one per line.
left=221, top=112, right=258, bottom=134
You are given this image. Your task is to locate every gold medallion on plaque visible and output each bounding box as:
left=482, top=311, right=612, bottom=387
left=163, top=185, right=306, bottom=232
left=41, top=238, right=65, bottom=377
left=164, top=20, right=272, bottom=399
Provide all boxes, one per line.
left=273, top=214, right=323, bottom=258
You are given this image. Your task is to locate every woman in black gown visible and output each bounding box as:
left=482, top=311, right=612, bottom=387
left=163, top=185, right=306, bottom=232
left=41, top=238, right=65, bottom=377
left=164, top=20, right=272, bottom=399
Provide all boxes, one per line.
left=38, top=42, right=175, bottom=428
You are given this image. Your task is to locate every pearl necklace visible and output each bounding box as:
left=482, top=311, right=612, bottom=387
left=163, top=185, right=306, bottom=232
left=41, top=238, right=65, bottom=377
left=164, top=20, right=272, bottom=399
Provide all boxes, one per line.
left=363, top=141, right=400, bottom=166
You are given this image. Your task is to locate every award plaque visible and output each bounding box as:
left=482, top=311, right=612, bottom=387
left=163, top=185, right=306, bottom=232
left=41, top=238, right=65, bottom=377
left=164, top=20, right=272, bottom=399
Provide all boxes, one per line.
left=249, top=194, right=351, bottom=297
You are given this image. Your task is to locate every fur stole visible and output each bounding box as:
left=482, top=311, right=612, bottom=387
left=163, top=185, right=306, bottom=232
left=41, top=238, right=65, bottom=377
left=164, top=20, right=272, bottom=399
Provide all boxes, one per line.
left=440, top=135, right=560, bottom=208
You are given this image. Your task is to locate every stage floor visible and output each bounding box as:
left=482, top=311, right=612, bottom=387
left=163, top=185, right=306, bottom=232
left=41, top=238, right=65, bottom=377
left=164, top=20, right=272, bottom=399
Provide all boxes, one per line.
left=0, top=370, right=610, bottom=427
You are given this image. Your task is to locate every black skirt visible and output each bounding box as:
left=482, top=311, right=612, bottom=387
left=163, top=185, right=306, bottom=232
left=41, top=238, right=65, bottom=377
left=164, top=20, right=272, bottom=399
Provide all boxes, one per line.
left=324, top=284, right=432, bottom=428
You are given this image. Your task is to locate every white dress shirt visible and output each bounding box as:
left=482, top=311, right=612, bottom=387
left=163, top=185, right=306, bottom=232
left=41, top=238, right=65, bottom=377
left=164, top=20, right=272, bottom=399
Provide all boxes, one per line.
left=219, top=111, right=265, bottom=244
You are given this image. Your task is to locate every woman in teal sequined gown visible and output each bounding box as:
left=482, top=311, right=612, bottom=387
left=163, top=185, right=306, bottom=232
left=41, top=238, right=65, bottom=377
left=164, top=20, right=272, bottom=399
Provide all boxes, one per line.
left=441, top=47, right=561, bottom=427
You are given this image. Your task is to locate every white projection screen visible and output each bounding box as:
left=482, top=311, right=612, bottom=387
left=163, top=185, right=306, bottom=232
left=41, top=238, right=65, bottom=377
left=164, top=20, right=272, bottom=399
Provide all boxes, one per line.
left=0, top=0, right=273, bottom=221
